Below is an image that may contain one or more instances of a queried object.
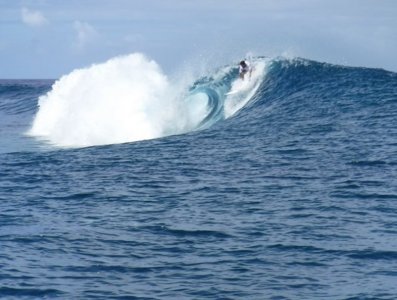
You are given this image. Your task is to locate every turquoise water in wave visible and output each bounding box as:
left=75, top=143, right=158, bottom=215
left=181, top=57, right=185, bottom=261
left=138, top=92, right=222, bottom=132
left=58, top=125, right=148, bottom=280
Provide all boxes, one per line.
left=1, top=57, right=397, bottom=299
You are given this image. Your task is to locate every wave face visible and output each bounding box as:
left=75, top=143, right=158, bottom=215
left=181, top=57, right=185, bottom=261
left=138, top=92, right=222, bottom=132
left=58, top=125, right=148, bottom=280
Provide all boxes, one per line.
left=224, top=57, right=397, bottom=141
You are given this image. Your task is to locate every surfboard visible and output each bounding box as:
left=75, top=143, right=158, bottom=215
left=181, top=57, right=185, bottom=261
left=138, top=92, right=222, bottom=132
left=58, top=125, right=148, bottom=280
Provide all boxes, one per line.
left=226, top=90, right=239, bottom=95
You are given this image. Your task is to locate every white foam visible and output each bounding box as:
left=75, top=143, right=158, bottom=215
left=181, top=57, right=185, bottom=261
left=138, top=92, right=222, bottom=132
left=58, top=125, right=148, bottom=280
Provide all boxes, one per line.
left=29, top=53, right=205, bottom=147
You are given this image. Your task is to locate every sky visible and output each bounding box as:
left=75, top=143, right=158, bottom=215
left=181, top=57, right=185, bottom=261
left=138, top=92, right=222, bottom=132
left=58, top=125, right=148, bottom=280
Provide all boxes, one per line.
left=1, top=0, right=397, bottom=78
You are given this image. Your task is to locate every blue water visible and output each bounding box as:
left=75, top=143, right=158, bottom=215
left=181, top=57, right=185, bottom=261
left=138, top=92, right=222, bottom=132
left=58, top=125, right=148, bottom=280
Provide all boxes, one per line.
left=1, top=58, right=397, bottom=299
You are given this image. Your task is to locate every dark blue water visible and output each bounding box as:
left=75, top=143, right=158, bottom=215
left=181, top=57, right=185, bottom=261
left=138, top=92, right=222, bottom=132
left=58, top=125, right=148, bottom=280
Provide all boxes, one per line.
left=1, top=58, right=397, bottom=299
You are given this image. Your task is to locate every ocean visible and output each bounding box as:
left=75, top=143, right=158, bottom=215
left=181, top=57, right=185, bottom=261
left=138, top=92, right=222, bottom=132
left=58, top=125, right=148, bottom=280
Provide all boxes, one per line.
left=1, top=55, right=397, bottom=299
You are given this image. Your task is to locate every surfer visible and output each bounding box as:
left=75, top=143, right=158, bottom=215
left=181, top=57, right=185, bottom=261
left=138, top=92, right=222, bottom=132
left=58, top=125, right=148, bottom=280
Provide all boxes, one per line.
left=239, top=60, right=252, bottom=80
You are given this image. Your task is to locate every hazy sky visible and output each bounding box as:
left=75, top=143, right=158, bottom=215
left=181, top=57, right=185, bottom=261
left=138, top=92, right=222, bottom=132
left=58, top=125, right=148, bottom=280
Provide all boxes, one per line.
left=1, top=0, right=396, bottom=78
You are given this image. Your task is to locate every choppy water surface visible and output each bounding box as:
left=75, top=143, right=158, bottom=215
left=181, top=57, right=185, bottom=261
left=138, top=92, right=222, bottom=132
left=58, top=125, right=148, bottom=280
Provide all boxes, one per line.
left=1, top=58, right=397, bottom=299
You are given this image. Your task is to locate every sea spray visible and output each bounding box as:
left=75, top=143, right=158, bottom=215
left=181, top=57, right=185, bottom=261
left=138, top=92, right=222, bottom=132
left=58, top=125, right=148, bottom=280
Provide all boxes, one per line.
left=29, top=53, right=202, bottom=147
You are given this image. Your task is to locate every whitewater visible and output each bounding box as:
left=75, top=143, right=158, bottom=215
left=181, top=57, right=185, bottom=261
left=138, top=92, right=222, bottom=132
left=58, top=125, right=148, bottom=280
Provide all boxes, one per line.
left=1, top=53, right=397, bottom=300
